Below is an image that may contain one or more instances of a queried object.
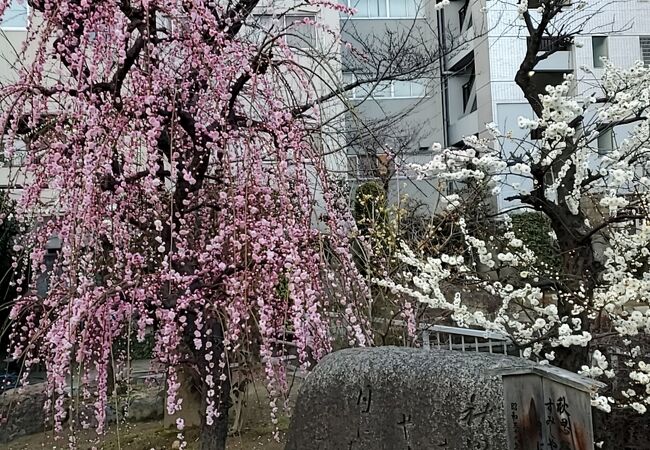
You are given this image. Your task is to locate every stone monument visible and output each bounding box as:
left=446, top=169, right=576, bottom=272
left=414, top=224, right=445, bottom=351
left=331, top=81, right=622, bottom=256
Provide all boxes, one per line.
left=285, top=347, right=604, bottom=450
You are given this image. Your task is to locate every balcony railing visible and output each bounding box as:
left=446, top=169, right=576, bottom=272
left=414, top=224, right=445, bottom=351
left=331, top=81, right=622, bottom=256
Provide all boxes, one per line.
left=527, top=36, right=571, bottom=52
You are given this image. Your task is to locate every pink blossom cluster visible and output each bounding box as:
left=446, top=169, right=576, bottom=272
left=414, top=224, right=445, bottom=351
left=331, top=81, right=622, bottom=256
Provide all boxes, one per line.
left=0, top=0, right=371, bottom=436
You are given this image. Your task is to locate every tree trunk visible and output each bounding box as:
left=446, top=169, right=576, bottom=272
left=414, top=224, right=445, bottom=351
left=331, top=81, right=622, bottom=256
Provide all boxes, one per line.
left=198, top=409, right=230, bottom=450
left=192, top=315, right=232, bottom=450
left=552, top=232, right=596, bottom=373
left=197, top=367, right=231, bottom=450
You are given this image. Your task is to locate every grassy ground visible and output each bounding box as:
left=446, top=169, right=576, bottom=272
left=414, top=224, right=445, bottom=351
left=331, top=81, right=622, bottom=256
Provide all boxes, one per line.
left=6, top=420, right=287, bottom=449
left=5, top=369, right=300, bottom=449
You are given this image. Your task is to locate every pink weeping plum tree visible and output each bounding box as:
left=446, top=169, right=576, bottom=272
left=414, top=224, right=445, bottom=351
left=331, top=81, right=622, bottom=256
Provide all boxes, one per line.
left=0, top=0, right=372, bottom=448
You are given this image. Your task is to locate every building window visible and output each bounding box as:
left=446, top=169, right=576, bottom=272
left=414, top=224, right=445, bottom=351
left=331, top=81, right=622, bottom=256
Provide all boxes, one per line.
left=348, top=155, right=378, bottom=179
left=349, top=0, right=387, bottom=17
left=461, top=79, right=472, bottom=112
left=461, top=67, right=476, bottom=114
left=347, top=154, right=394, bottom=179
left=344, top=74, right=427, bottom=99
left=0, top=137, right=28, bottom=167
left=387, top=0, right=419, bottom=17
left=347, top=155, right=358, bottom=178
left=342, top=0, right=423, bottom=18
left=250, top=15, right=316, bottom=49
left=458, top=3, right=468, bottom=28
left=641, top=37, right=650, bottom=66
left=286, top=16, right=317, bottom=48
left=597, top=128, right=614, bottom=155
left=392, top=80, right=426, bottom=97
left=0, top=0, right=28, bottom=29
left=592, top=36, right=608, bottom=68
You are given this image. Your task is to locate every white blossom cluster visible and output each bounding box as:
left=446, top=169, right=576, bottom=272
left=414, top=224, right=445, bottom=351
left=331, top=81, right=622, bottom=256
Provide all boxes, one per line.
left=380, top=58, right=650, bottom=416
left=410, top=137, right=506, bottom=183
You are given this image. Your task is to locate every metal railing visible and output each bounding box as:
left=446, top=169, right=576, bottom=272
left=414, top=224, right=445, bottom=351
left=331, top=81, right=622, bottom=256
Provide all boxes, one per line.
left=367, top=315, right=521, bottom=356
left=420, top=325, right=522, bottom=357
left=527, top=36, right=571, bottom=52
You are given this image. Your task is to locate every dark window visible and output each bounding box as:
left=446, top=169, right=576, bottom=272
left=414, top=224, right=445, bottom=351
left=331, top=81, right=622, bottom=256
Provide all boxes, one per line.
left=462, top=73, right=475, bottom=114
left=458, top=4, right=467, bottom=27
left=358, top=155, right=378, bottom=179
left=597, top=128, right=614, bottom=155
left=348, top=154, right=394, bottom=179
left=641, top=37, right=650, bottom=66
left=530, top=128, right=545, bottom=140
left=592, top=36, right=608, bottom=68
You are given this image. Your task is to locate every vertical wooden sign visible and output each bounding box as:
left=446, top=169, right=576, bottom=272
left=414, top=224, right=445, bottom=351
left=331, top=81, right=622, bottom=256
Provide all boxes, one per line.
left=503, top=367, right=600, bottom=450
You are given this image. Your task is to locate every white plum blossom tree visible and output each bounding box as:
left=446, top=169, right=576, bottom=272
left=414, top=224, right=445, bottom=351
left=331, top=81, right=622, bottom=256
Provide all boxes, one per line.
left=379, top=1, right=650, bottom=446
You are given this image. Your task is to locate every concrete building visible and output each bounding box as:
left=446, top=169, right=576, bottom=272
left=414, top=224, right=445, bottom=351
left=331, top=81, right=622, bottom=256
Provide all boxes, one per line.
left=338, top=0, right=448, bottom=213
left=0, top=0, right=29, bottom=183
left=4, top=0, right=650, bottom=213
left=340, top=0, right=650, bottom=213
left=438, top=0, right=650, bottom=211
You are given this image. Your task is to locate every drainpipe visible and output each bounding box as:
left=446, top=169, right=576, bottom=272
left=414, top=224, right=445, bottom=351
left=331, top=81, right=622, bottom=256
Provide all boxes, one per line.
left=436, top=6, right=449, bottom=148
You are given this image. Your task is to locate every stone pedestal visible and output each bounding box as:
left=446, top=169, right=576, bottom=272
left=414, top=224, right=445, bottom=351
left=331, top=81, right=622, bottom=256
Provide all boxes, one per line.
left=0, top=383, right=50, bottom=443
left=285, top=347, right=603, bottom=450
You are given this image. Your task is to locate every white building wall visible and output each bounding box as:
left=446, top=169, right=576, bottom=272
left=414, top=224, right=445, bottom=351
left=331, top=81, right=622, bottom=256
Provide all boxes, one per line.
left=462, top=0, right=650, bottom=212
